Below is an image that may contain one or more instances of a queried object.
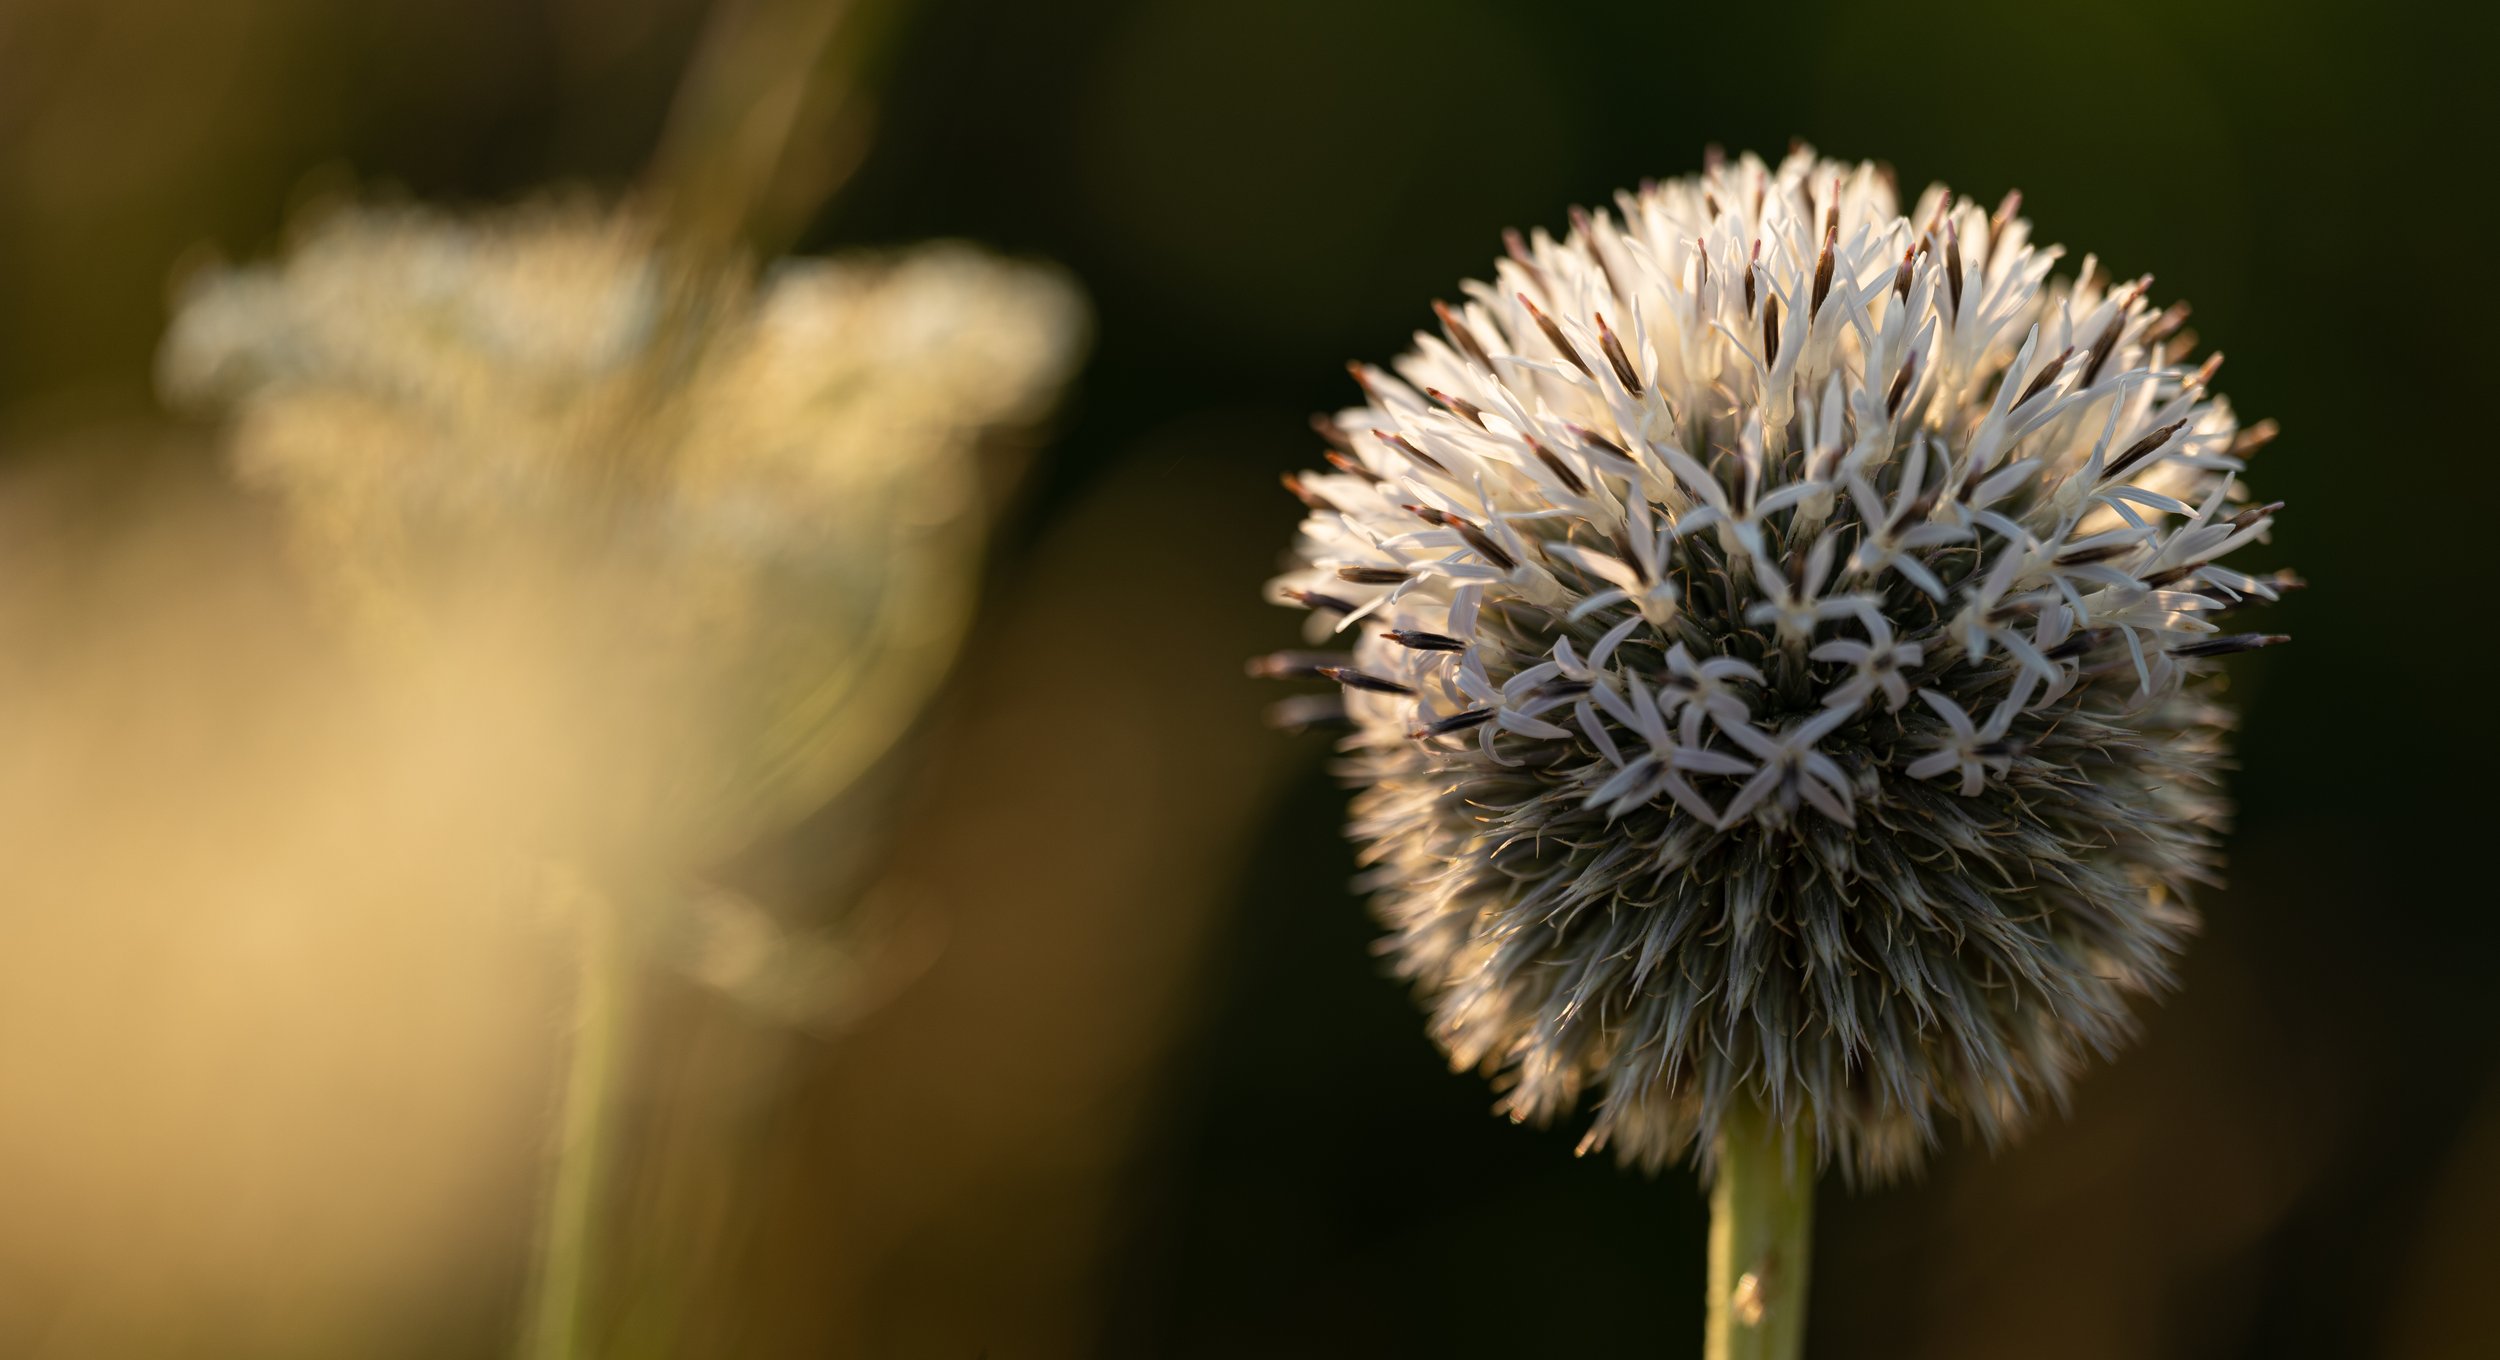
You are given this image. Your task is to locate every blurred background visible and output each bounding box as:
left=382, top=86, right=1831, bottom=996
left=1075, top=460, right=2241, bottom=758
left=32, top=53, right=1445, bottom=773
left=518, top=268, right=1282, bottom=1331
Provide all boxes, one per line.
left=2, top=0, right=2494, bottom=1356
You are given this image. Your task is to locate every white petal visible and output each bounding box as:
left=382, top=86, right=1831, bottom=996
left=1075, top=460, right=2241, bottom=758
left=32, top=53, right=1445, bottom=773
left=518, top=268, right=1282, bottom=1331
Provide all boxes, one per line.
left=1905, top=750, right=1960, bottom=780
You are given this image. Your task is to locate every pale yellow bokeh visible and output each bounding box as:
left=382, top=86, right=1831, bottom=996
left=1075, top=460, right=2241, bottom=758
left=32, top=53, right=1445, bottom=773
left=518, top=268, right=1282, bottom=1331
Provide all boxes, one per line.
left=160, top=203, right=1088, bottom=872
left=0, top=203, right=1088, bottom=1354
left=0, top=445, right=548, bottom=1356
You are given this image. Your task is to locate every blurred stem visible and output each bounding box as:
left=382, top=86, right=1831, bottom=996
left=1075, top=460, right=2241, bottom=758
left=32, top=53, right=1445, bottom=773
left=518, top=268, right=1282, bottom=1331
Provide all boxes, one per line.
left=1705, top=1103, right=1814, bottom=1360
left=604, top=0, right=909, bottom=495
left=522, top=880, right=631, bottom=1360
left=643, top=0, right=908, bottom=264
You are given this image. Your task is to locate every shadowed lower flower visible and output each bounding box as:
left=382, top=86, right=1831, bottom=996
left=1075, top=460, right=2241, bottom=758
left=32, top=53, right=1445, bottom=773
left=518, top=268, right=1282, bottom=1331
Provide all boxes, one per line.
left=1258, top=146, right=2290, bottom=1182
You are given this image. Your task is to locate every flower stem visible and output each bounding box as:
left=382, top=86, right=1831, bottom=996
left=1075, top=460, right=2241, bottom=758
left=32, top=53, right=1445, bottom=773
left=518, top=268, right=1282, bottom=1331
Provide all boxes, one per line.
left=643, top=0, right=910, bottom=262
left=522, top=881, right=631, bottom=1360
left=1704, top=1103, right=1815, bottom=1360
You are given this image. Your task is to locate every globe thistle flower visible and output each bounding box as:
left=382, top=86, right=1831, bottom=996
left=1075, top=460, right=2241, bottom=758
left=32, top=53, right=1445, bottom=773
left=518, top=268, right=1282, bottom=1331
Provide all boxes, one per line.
left=1261, top=147, right=2289, bottom=1180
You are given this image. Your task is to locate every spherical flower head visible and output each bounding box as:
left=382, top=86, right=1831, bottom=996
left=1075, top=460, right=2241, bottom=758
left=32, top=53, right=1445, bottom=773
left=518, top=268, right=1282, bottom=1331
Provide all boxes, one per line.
left=1261, top=147, right=2290, bottom=1178
left=162, top=201, right=1089, bottom=864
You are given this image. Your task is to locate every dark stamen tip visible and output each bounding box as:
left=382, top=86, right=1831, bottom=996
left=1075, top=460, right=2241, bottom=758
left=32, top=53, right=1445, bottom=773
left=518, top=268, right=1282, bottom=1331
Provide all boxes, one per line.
left=2143, top=299, right=2193, bottom=346
left=1531, top=439, right=1590, bottom=495
left=1988, top=189, right=2022, bottom=250
left=1810, top=219, right=1837, bottom=313
left=1518, top=292, right=1594, bottom=378
left=2055, top=540, right=2135, bottom=566
left=2227, top=501, right=2285, bottom=531
left=1455, top=520, right=1519, bottom=572
left=1886, top=351, right=1920, bottom=417
left=2081, top=296, right=2136, bottom=384
left=2229, top=419, right=2281, bottom=458
left=2015, top=347, right=2074, bottom=407
left=1432, top=299, right=1496, bottom=371
left=2168, top=633, right=2290, bottom=659
left=1418, top=708, right=1496, bottom=738
left=2105, top=419, right=2191, bottom=481
left=1425, top=387, right=1486, bottom=426
left=1566, top=422, right=1632, bottom=462
left=1943, top=218, right=1965, bottom=315
left=1374, top=429, right=1449, bottom=474
left=1320, top=666, right=1415, bottom=695
left=2044, top=629, right=2107, bottom=661
left=1594, top=312, right=1644, bottom=395
left=1309, top=413, right=1352, bottom=452
left=1336, top=565, right=1410, bottom=585
left=1280, top=472, right=1334, bottom=510
left=1323, top=451, right=1382, bottom=484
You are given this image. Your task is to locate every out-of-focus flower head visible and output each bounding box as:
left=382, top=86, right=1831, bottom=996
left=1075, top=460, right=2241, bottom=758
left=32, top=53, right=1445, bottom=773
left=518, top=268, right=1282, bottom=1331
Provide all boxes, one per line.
left=1258, top=146, right=2291, bottom=1177
left=162, top=200, right=1088, bottom=869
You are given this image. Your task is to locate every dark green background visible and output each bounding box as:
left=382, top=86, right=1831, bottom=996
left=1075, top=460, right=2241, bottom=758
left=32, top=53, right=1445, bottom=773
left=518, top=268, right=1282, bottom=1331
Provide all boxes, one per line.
left=3, top=0, right=2492, bottom=1355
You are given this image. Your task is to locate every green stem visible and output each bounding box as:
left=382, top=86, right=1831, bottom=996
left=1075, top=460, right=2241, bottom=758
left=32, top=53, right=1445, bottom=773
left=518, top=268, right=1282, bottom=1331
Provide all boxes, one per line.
left=522, top=883, right=631, bottom=1360
left=599, top=0, right=903, bottom=496
left=1704, top=1104, right=1815, bottom=1360
left=641, top=0, right=911, bottom=263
